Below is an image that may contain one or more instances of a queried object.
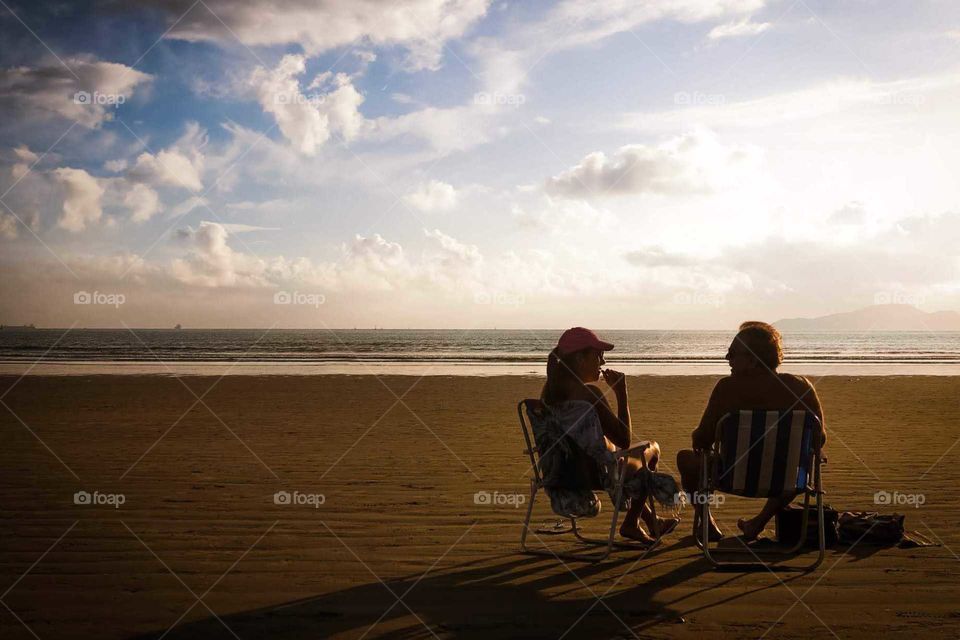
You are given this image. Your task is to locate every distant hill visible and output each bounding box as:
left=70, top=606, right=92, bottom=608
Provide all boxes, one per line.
left=775, top=305, right=960, bottom=332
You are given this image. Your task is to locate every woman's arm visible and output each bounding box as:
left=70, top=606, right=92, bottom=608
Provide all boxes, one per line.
left=584, top=372, right=631, bottom=449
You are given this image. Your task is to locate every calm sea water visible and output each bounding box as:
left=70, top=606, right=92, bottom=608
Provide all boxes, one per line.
left=1, top=329, right=959, bottom=366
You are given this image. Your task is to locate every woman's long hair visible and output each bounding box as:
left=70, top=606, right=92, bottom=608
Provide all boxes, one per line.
left=541, top=347, right=582, bottom=406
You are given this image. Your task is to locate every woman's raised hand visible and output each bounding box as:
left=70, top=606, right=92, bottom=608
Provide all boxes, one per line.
left=602, top=368, right=626, bottom=393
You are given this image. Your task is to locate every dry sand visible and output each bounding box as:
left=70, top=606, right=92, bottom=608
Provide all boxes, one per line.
left=1, top=374, right=958, bottom=639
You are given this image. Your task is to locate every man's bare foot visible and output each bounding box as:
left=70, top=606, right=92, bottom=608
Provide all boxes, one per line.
left=737, top=518, right=765, bottom=542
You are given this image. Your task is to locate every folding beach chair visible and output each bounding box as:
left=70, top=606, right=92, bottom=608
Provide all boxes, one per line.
left=698, top=409, right=825, bottom=570
left=517, top=398, right=667, bottom=562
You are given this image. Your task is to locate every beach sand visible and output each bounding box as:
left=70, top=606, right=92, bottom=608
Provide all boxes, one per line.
left=1, top=374, right=958, bottom=639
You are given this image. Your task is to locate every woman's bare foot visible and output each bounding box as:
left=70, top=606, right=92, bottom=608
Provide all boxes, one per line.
left=693, top=515, right=724, bottom=542
left=619, top=522, right=656, bottom=544
left=737, top=517, right=765, bottom=542
left=648, top=516, right=680, bottom=537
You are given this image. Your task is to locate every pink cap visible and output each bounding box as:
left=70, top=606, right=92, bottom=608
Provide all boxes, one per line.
left=556, top=327, right=614, bottom=355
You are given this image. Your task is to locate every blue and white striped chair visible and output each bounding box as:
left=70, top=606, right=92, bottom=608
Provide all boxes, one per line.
left=699, top=409, right=825, bottom=570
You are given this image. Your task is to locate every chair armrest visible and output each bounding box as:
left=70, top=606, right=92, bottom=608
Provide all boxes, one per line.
left=614, top=442, right=652, bottom=460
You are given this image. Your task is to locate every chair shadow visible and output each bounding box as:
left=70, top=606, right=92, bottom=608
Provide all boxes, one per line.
left=125, top=534, right=836, bottom=640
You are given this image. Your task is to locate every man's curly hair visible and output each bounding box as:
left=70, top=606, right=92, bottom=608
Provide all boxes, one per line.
left=736, top=321, right=784, bottom=370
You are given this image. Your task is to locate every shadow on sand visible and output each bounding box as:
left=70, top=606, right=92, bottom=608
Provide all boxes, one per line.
left=126, top=534, right=864, bottom=639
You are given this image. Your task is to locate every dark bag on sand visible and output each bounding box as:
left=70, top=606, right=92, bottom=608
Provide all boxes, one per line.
left=775, top=504, right=839, bottom=548
left=838, top=511, right=904, bottom=545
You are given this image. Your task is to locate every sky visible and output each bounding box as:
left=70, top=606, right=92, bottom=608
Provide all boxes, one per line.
left=0, top=0, right=958, bottom=329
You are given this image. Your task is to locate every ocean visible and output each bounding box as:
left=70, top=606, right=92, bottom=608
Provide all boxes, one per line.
left=1, top=328, right=959, bottom=376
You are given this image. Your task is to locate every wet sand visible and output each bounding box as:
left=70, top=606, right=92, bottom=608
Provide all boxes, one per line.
left=1, top=374, right=958, bottom=639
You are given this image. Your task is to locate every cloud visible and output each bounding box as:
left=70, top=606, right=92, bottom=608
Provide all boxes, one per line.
left=250, top=55, right=367, bottom=155
left=828, top=201, right=866, bottom=225
left=473, top=0, right=766, bottom=97
left=124, top=183, right=162, bottom=222
left=135, top=0, right=490, bottom=71
left=52, top=167, right=105, bottom=231
left=167, top=195, right=208, bottom=218
left=510, top=196, right=615, bottom=233
left=125, top=123, right=206, bottom=191
left=0, top=213, right=18, bottom=239
left=10, top=145, right=39, bottom=181
left=623, top=73, right=960, bottom=133
left=0, top=57, right=151, bottom=128
left=424, top=228, right=481, bottom=267
left=708, top=19, right=770, bottom=39
left=171, top=221, right=265, bottom=287
left=544, top=130, right=760, bottom=199
left=371, top=104, right=493, bottom=153
left=403, top=180, right=458, bottom=212
left=624, top=246, right=699, bottom=267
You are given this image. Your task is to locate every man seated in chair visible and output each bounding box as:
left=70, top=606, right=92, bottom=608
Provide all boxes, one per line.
left=676, top=321, right=827, bottom=542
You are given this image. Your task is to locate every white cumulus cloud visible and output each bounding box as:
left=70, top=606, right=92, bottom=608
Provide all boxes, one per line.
left=403, top=180, right=458, bottom=212
left=544, top=130, right=760, bottom=199
left=53, top=167, right=105, bottom=232
left=0, top=57, right=151, bottom=128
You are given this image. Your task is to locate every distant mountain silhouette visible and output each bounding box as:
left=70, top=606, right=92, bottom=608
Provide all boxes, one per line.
left=775, top=305, right=960, bottom=332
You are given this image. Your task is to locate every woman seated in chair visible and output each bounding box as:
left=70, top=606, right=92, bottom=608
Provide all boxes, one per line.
left=676, top=321, right=827, bottom=543
left=541, top=327, right=679, bottom=543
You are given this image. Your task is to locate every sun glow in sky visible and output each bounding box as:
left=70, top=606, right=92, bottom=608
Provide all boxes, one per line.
left=1, top=0, right=959, bottom=328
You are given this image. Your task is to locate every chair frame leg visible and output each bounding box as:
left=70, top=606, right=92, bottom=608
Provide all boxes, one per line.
left=519, top=473, right=665, bottom=563
left=700, top=454, right=825, bottom=571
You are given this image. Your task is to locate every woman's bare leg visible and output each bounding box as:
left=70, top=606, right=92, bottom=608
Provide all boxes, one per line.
left=619, top=442, right=678, bottom=541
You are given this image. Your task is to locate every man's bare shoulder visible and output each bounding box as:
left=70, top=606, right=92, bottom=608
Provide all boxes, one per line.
left=712, top=375, right=735, bottom=391
left=777, top=372, right=816, bottom=392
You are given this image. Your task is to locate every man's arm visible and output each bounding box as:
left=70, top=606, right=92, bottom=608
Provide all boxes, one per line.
left=800, top=377, right=827, bottom=447
left=692, top=379, right=727, bottom=450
